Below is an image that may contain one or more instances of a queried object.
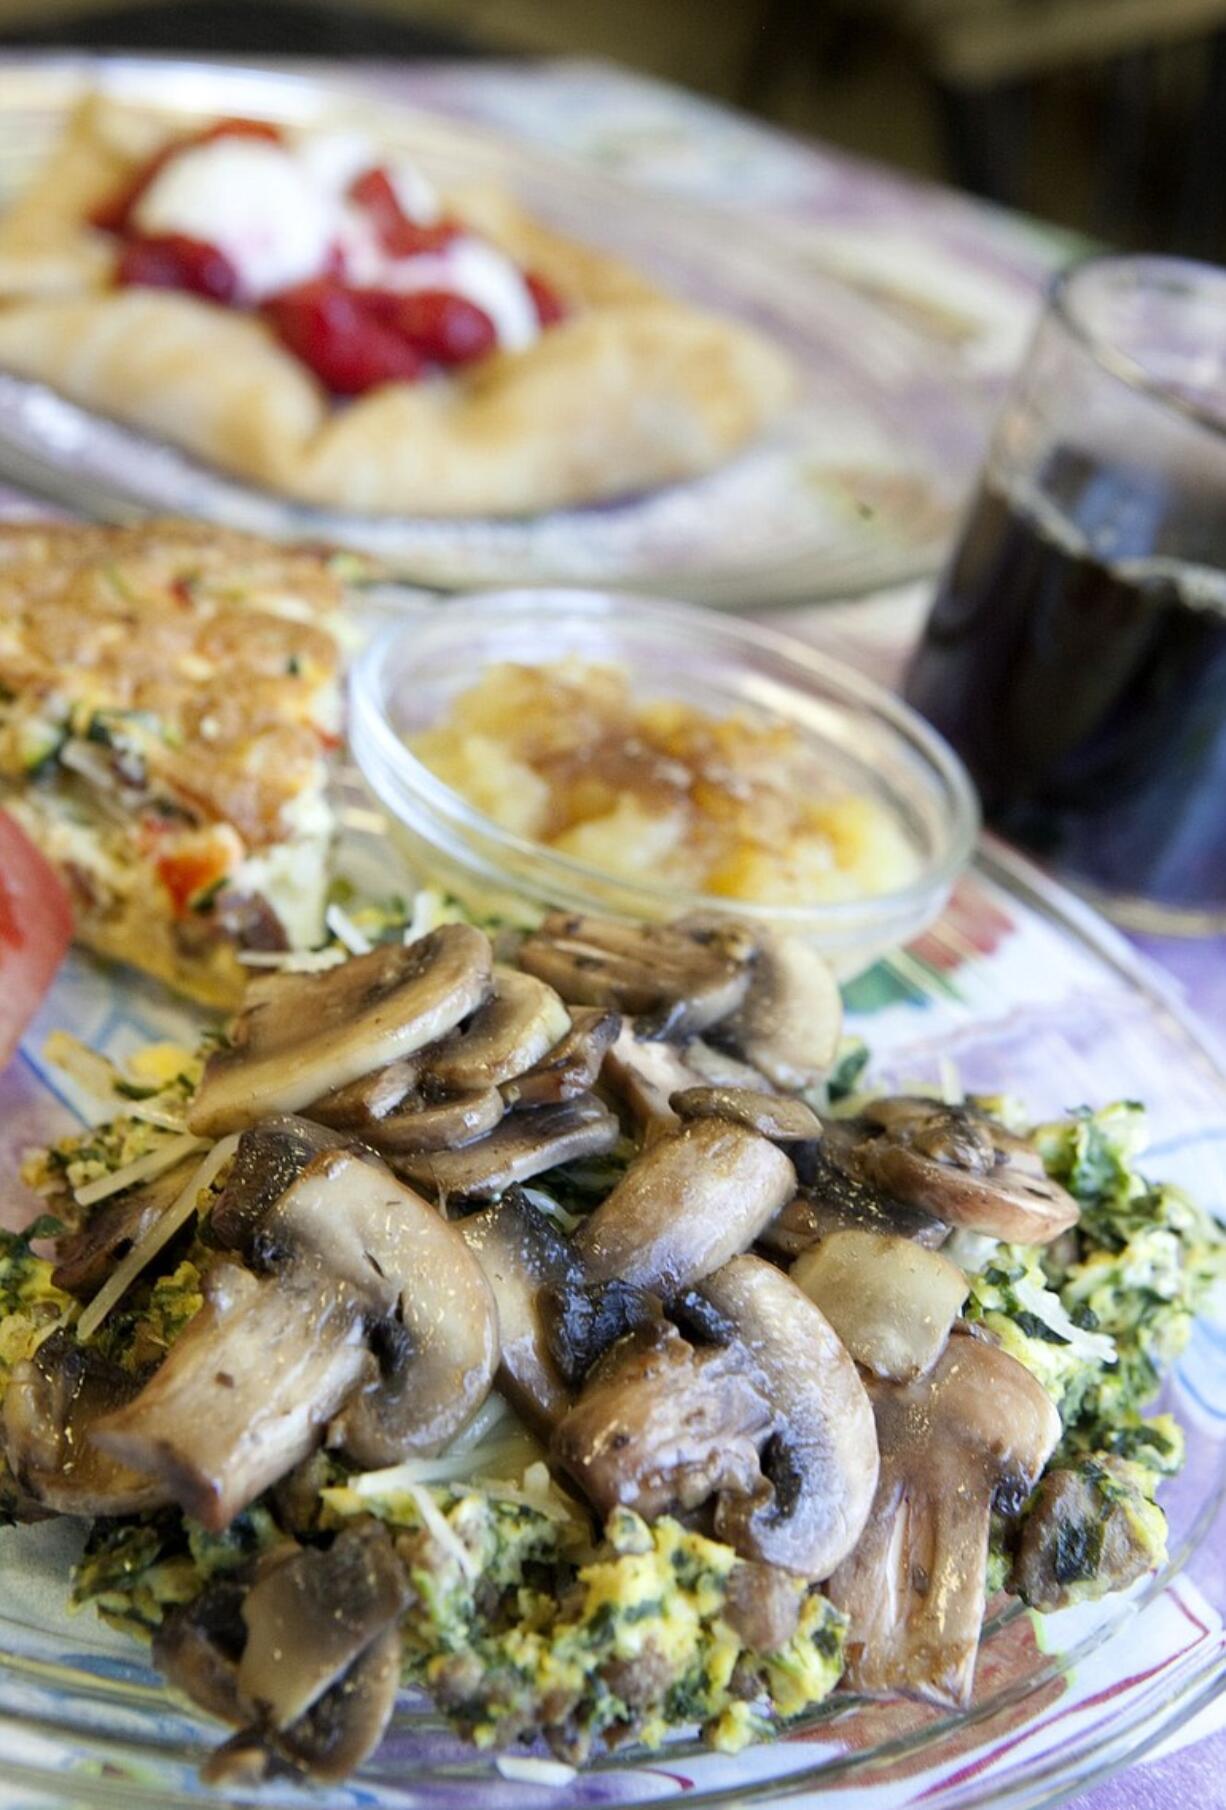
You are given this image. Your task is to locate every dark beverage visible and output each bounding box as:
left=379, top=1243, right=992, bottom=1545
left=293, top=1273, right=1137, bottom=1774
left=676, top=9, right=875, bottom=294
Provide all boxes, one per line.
left=905, top=450, right=1226, bottom=912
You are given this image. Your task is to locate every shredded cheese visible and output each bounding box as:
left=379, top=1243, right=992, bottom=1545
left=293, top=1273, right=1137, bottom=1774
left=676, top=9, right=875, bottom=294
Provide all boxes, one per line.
left=495, top=1756, right=577, bottom=1786
left=75, top=1133, right=239, bottom=1343
left=237, top=947, right=346, bottom=972
left=73, top=1132, right=208, bottom=1208
left=324, top=902, right=373, bottom=956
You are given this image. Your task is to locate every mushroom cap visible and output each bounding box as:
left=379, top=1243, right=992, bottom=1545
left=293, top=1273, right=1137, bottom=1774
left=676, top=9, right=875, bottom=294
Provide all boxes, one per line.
left=576, top=1119, right=797, bottom=1297
left=188, top=925, right=493, bottom=1135
left=790, top=1229, right=968, bottom=1380
left=852, top=1099, right=1080, bottom=1244
left=698, top=1255, right=879, bottom=1579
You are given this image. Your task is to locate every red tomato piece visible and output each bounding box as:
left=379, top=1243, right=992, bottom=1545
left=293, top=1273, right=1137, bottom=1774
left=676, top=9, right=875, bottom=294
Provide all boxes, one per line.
left=392, top=290, right=497, bottom=366
left=525, top=272, right=567, bottom=327
left=264, top=280, right=425, bottom=395
left=348, top=168, right=462, bottom=258
left=156, top=847, right=229, bottom=916
left=91, top=116, right=285, bottom=235
left=117, top=234, right=239, bottom=303
left=0, top=811, right=72, bottom=1074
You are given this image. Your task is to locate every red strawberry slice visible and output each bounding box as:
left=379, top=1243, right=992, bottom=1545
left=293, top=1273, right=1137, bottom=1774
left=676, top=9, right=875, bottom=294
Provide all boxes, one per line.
left=525, top=272, right=567, bottom=326
left=117, top=233, right=239, bottom=303
left=392, top=290, right=497, bottom=366
left=264, top=280, right=425, bottom=395
left=348, top=167, right=462, bottom=258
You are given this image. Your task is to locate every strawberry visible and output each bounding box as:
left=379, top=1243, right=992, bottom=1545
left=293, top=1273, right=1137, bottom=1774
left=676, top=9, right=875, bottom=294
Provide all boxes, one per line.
left=264, top=280, right=425, bottom=395
left=348, top=167, right=461, bottom=258
left=392, top=290, right=497, bottom=365
left=116, top=233, right=239, bottom=303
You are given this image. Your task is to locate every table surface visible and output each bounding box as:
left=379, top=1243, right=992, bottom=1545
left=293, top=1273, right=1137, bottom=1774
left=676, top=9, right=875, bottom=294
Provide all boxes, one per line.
left=0, top=49, right=1222, bottom=1810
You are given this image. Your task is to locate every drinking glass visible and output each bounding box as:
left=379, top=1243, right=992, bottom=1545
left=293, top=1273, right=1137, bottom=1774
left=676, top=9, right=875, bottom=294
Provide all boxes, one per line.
left=905, top=254, right=1226, bottom=932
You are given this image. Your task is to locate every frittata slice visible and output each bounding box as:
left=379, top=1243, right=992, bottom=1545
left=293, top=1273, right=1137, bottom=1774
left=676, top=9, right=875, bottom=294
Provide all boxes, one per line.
left=0, top=519, right=351, bottom=1006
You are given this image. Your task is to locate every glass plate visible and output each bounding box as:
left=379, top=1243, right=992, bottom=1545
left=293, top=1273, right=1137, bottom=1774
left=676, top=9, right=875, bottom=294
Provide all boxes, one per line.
left=1, top=819, right=1222, bottom=1810
left=0, top=53, right=994, bottom=606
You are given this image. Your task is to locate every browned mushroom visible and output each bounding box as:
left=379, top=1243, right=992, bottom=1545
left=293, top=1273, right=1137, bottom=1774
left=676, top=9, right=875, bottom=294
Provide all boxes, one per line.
left=395, top=1094, right=620, bottom=1202
left=419, top=967, right=571, bottom=1091
left=1010, top=1456, right=1165, bottom=1612
left=671, top=1085, right=822, bottom=1143
left=826, top=1334, right=1062, bottom=1706
left=91, top=1147, right=499, bottom=1520
left=307, top=1057, right=421, bottom=1131
left=501, top=1007, right=621, bottom=1108
left=601, top=1019, right=707, bottom=1143
left=52, top=1156, right=201, bottom=1298
left=551, top=1317, right=773, bottom=1519
left=353, top=1085, right=505, bottom=1157
left=2, top=1329, right=170, bottom=1516
left=851, top=1098, right=1080, bottom=1244
left=758, top=1138, right=948, bottom=1262
left=188, top=925, right=493, bottom=1135
left=459, top=1191, right=585, bottom=1435
left=575, top=1120, right=796, bottom=1296
left=698, top=1256, right=879, bottom=1579
left=518, top=912, right=755, bottom=1037
left=716, top=927, right=842, bottom=1090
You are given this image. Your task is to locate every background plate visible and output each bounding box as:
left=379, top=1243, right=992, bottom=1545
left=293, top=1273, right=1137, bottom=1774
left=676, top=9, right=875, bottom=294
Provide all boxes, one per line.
left=0, top=53, right=1004, bottom=605
left=0, top=824, right=1222, bottom=1810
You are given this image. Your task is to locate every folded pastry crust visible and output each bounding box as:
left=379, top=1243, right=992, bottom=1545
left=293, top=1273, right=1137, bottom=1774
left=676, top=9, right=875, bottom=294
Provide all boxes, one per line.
left=0, top=98, right=794, bottom=517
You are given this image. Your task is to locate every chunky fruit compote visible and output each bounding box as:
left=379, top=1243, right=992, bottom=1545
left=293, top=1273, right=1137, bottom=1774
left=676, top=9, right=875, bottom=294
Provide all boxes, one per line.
left=91, top=117, right=566, bottom=396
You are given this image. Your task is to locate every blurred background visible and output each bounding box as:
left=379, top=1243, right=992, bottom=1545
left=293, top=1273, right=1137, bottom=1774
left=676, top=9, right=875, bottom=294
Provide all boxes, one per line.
left=3, top=0, right=1226, bottom=258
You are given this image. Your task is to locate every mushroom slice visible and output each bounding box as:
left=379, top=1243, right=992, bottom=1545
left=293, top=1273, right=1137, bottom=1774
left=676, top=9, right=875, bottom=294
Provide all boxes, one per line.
left=551, top=1318, right=773, bottom=1519
left=791, top=1229, right=968, bottom=1380
left=723, top=1561, right=803, bottom=1654
left=52, top=1157, right=200, bottom=1298
left=396, top=1094, right=619, bottom=1203
left=518, top=911, right=755, bottom=1036
left=542, top=1278, right=659, bottom=1388
left=208, top=1115, right=348, bottom=1255
left=501, top=1007, right=621, bottom=1108
left=852, top=1098, right=1080, bottom=1245
left=277, top=1154, right=498, bottom=1466
left=2, top=1330, right=170, bottom=1517
left=90, top=1258, right=373, bottom=1531
left=356, top=1085, right=505, bottom=1156
left=188, top=925, right=493, bottom=1135
left=575, top=1120, right=796, bottom=1297
left=459, top=1191, right=585, bottom=1436
left=237, top=1523, right=408, bottom=1731
left=671, top=1085, right=822, bottom=1143
left=602, top=1018, right=705, bottom=1143
left=154, top=1572, right=249, bottom=1724
left=759, top=1146, right=948, bottom=1261
left=716, top=927, right=842, bottom=1090
left=420, top=967, right=571, bottom=1091
left=826, top=1334, right=1061, bottom=1706
left=308, top=1058, right=421, bottom=1131
left=698, top=1255, right=879, bottom=1579
left=204, top=1623, right=403, bottom=1787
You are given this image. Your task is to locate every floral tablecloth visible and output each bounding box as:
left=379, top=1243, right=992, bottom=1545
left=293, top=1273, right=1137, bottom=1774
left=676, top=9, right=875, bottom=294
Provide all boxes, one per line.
left=0, top=49, right=1221, bottom=1810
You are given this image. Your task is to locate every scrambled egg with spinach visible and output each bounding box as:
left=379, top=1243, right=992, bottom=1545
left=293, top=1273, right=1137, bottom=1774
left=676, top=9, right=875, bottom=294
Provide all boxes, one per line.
left=966, top=1101, right=1224, bottom=1606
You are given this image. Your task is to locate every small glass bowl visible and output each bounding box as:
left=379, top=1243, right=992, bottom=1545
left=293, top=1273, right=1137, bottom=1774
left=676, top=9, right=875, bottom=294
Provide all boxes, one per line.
left=349, top=589, right=978, bottom=974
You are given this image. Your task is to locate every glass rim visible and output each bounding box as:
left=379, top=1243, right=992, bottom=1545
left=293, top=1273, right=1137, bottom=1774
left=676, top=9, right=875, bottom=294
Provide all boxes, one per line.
left=1049, top=251, right=1226, bottom=442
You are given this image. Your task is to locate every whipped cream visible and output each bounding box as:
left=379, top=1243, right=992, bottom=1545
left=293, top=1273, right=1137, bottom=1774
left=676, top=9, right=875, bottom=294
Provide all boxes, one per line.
left=133, top=139, right=335, bottom=303
left=381, top=239, right=540, bottom=352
